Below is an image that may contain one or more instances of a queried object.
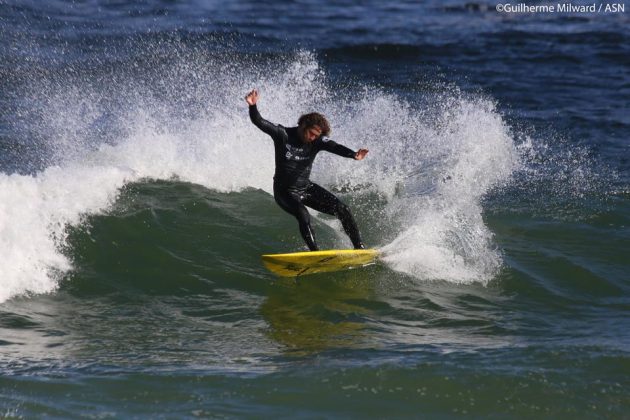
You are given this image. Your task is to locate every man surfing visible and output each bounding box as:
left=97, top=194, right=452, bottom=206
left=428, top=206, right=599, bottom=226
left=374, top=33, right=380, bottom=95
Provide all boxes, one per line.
left=245, top=89, right=369, bottom=251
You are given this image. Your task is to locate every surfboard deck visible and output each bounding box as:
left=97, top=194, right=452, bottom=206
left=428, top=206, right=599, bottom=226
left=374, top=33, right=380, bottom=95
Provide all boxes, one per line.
left=261, top=249, right=379, bottom=277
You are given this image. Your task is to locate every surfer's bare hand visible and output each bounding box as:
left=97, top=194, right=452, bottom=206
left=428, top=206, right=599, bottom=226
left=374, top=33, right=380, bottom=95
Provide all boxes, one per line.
left=245, top=89, right=259, bottom=106
left=354, top=149, right=369, bottom=160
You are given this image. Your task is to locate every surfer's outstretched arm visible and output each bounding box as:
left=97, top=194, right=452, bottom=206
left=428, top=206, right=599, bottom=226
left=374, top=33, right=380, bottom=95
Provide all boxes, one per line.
left=320, top=137, right=369, bottom=160
left=245, top=89, right=284, bottom=139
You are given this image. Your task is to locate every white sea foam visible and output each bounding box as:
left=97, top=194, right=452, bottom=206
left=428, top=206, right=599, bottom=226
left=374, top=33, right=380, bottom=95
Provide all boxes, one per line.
left=1, top=51, right=519, bottom=302
left=0, top=165, right=134, bottom=302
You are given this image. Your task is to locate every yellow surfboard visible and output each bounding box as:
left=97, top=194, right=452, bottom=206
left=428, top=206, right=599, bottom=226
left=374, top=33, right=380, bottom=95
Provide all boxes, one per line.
left=261, top=249, right=379, bottom=277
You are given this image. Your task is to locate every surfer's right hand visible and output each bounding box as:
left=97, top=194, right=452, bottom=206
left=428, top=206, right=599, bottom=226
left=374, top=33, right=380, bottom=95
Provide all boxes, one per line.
left=245, top=89, right=258, bottom=106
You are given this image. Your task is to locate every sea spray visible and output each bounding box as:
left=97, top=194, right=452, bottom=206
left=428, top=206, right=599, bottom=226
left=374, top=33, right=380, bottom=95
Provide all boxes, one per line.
left=316, top=93, right=520, bottom=283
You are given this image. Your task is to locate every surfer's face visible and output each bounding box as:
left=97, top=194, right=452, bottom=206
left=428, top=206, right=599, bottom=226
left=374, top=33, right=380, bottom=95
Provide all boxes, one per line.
left=300, top=125, right=322, bottom=143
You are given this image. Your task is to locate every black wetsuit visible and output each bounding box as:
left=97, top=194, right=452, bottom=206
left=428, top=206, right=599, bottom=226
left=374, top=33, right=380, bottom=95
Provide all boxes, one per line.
left=249, top=104, right=364, bottom=251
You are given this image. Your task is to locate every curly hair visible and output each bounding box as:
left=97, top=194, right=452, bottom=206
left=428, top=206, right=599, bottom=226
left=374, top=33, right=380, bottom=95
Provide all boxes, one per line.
left=297, top=112, right=331, bottom=136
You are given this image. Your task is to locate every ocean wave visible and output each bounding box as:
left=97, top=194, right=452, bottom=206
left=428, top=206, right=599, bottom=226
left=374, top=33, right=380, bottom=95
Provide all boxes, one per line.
left=0, top=47, right=610, bottom=302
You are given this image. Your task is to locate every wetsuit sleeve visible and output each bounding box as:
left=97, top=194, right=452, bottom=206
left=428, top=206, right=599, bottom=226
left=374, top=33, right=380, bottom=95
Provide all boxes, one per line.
left=249, top=104, right=284, bottom=140
left=319, top=137, right=356, bottom=159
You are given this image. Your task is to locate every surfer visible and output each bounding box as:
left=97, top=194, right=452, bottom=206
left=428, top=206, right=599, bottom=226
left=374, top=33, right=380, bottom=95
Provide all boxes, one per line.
left=245, top=89, right=369, bottom=251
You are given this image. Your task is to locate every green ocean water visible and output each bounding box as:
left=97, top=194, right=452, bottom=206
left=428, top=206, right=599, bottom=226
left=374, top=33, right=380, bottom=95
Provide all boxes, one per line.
left=2, top=180, right=627, bottom=417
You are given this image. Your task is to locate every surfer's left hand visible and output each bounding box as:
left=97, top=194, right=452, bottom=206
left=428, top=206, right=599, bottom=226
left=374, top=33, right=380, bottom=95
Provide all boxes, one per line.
left=354, top=149, right=369, bottom=160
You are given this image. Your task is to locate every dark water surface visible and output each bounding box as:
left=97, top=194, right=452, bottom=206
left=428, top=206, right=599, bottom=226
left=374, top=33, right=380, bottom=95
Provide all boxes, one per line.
left=1, top=0, right=629, bottom=417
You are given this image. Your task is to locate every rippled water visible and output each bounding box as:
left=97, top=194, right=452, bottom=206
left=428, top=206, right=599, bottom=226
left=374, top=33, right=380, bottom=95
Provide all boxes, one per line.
left=1, top=0, right=629, bottom=417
